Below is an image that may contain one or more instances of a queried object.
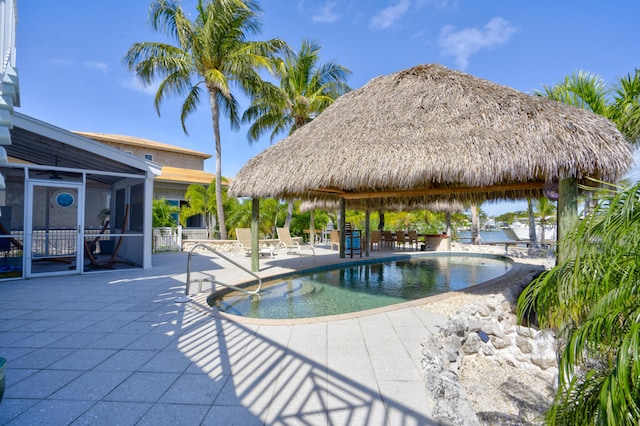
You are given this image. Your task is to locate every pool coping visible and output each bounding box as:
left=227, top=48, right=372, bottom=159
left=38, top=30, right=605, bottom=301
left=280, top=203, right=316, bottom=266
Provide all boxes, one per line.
left=191, top=252, right=523, bottom=326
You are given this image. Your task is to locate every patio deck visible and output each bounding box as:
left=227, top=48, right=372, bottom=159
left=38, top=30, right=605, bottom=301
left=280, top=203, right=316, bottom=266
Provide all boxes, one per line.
left=0, top=245, right=453, bottom=425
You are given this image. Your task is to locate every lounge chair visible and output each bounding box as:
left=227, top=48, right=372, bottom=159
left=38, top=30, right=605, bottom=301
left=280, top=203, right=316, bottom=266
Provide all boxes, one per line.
left=236, top=228, right=276, bottom=257
left=277, top=227, right=314, bottom=255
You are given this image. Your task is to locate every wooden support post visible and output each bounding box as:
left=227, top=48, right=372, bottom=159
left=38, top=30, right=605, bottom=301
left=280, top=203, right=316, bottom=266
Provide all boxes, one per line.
left=310, top=210, right=315, bottom=246
left=365, top=210, right=370, bottom=257
left=446, top=212, right=452, bottom=251
left=557, top=178, right=578, bottom=264
left=251, top=198, right=259, bottom=272
left=339, top=198, right=346, bottom=258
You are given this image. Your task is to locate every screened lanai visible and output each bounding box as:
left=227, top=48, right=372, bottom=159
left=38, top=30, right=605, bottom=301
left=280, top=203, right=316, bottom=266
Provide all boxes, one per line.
left=0, top=113, right=160, bottom=279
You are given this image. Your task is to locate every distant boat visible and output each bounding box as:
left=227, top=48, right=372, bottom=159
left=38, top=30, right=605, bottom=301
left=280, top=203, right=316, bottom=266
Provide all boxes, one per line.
left=481, top=219, right=502, bottom=232
left=502, top=220, right=556, bottom=242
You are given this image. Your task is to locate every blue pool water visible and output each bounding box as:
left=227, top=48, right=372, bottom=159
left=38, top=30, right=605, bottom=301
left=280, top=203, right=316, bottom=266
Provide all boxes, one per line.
left=209, top=254, right=513, bottom=319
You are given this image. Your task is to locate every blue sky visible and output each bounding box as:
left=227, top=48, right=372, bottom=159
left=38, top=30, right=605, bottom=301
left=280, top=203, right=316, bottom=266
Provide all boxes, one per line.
left=15, top=0, right=640, bottom=216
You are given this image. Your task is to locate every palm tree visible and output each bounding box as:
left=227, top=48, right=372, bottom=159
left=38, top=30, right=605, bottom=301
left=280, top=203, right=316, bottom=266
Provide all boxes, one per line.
left=242, top=39, right=351, bottom=226
left=534, top=196, right=556, bottom=244
left=180, top=182, right=217, bottom=238
left=520, top=71, right=640, bottom=423
left=152, top=198, right=179, bottom=227
left=536, top=69, right=640, bottom=143
left=225, top=197, right=285, bottom=238
left=612, top=69, right=640, bottom=143
left=123, top=0, right=287, bottom=240
left=518, top=181, right=640, bottom=424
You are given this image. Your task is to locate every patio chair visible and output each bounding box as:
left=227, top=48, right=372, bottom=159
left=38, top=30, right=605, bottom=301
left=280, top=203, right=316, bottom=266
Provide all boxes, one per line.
left=329, top=230, right=340, bottom=250
left=382, top=231, right=395, bottom=249
left=277, top=227, right=314, bottom=255
left=236, top=228, right=275, bottom=258
left=395, top=230, right=409, bottom=250
left=370, top=230, right=381, bottom=251
left=407, top=230, right=419, bottom=250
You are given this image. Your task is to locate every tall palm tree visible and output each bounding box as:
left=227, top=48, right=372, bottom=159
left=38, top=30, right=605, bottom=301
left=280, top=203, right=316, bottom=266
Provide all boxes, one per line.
left=242, top=39, right=351, bottom=226
left=523, top=70, right=640, bottom=423
left=123, top=0, right=287, bottom=240
left=243, top=39, right=351, bottom=143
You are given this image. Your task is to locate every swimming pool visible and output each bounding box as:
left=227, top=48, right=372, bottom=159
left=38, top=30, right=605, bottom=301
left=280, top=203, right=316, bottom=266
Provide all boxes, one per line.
left=208, top=253, right=513, bottom=320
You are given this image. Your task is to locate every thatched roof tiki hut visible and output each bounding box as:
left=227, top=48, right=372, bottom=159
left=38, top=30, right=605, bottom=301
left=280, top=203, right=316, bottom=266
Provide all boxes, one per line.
left=230, top=64, right=632, bottom=270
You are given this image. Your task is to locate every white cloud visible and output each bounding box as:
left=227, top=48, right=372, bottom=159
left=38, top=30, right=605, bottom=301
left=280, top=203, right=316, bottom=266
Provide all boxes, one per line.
left=84, top=61, right=108, bottom=72
left=369, top=0, right=411, bottom=30
left=312, top=1, right=340, bottom=23
left=438, top=17, right=517, bottom=69
left=122, top=75, right=158, bottom=96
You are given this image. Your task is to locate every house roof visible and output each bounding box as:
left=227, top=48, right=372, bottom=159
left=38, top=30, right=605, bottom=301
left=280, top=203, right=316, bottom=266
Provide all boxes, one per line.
left=156, top=166, right=229, bottom=186
left=7, top=113, right=161, bottom=184
left=73, top=131, right=212, bottom=160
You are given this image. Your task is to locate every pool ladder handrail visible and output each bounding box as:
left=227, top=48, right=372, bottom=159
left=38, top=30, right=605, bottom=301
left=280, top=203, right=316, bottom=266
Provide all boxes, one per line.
left=180, top=243, right=262, bottom=302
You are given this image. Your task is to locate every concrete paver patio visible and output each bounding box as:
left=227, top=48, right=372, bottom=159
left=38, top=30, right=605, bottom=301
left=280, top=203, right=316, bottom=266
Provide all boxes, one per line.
left=0, top=247, right=450, bottom=425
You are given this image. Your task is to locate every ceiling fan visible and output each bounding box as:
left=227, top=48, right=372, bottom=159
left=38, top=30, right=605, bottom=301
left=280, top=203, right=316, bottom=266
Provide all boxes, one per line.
left=36, top=156, right=78, bottom=180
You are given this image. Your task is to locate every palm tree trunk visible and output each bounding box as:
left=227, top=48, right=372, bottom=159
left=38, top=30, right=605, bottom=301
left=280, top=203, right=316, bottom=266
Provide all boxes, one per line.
left=471, top=204, right=481, bottom=244
left=527, top=199, right=538, bottom=249
left=210, top=91, right=227, bottom=240
left=284, top=200, right=293, bottom=228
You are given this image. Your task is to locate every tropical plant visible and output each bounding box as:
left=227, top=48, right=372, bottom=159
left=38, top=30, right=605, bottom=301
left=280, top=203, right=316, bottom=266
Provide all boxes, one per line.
left=517, top=181, right=640, bottom=425
left=225, top=198, right=286, bottom=238
left=123, top=0, right=287, bottom=240
left=180, top=182, right=218, bottom=238
left=534, top=196, right=556, bottom=243
left=242, top=39, right=351, bottom=226
left=152, top=198, right=179, bottom=227
left=243, top=39, right=351, bottom=142
left=536, top=68, right=640, bottom=144
left=610, top=69, right=640, bottom=143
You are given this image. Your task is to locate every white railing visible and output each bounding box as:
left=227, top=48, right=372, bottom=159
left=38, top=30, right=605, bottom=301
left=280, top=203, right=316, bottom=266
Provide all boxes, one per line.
left=181, top=228, right=208, bottom=240
left=152, top=226, right=182, bottom=252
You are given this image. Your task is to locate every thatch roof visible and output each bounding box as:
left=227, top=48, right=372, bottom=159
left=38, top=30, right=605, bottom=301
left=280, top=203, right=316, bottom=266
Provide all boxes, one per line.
left=299, top=198, right=464, bottom=213
left=230, top=64, right=632, bottom=204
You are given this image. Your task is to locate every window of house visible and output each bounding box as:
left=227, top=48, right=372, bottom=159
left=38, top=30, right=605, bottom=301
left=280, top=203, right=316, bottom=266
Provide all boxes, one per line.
left=144, top=154, right=153, bottom=161
left=167, top=200, right=179, bottom=225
